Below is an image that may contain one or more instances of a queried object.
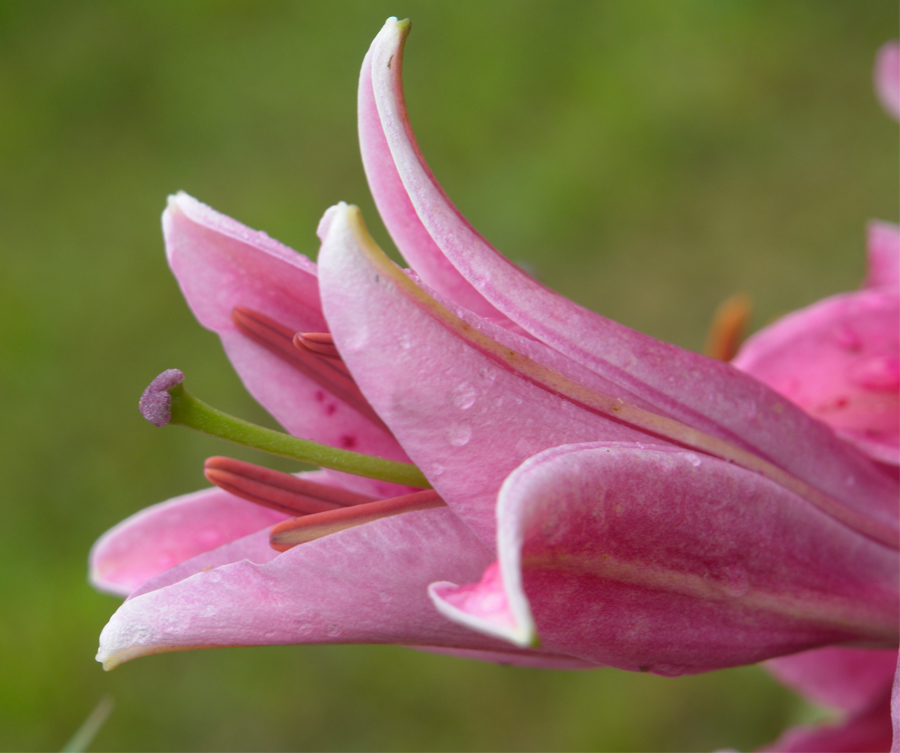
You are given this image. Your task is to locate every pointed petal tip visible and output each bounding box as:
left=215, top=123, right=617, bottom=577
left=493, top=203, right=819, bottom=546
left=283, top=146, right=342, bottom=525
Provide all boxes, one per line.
left=319, top=203, right=380, bottom=259
left=163, top=191, right=202, bottom=224
left=315, top=203, right=340, bottom=241
left=165, top=190, right=189, bottom=209
left=96, top=638, right=193, bottom=672
left=380, top=16, right=410, bottom=38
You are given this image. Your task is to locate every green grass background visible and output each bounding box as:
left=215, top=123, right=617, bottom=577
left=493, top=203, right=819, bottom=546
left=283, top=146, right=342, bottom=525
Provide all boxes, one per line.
left=0, top=1, right=896, bottom=750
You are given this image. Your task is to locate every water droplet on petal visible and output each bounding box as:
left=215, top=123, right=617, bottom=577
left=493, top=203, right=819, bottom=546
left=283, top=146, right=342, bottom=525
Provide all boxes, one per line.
left=478, top=366, right=497, bottom=385
left=430, top=463, right=445, bottom=478
left=447, top=423, right=472, bottom=447
left=450, top=381, right=477, bottom=410
left=133, top=627, right=151, bottom=644
left=378, top=591, right=393, bottom=603
left=326, top=623, right=342, bottom=638
left=684, top=453, right=702, bottom=468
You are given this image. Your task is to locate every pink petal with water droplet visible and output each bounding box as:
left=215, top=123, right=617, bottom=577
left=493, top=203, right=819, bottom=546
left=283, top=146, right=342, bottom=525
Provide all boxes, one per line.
left=433, top=443, right=899, bottom=671
left=362, top=20, right=900, bottom=528
left=97, top=507, right=602, bottom=671
left=318, top=204, right=660, bottom=545
left=163, top=192, right=410, bottom=498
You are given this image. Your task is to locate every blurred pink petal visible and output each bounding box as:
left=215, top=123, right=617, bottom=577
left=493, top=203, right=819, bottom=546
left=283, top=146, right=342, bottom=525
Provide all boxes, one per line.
left=761, top=690, right=892, bottom=752
left=767, top=647, right=898, bottom=714
left=866, top=221, right=900, bottom=290
left=733, top=289, right=899, bottom=465
left=875, top=42, right=900, bottom=120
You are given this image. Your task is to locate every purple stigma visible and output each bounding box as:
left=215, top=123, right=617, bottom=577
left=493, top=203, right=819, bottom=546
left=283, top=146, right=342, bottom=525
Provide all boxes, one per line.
left=139, top=369, right=185, bottom=427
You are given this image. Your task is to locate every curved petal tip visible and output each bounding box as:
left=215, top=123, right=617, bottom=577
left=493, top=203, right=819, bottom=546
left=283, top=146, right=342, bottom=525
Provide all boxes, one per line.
left=429, top=563, right=538, bottom=648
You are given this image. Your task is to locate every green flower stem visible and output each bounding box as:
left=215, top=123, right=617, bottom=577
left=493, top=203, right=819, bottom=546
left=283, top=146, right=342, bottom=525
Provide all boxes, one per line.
left=167, top=383, right=431, bottom=489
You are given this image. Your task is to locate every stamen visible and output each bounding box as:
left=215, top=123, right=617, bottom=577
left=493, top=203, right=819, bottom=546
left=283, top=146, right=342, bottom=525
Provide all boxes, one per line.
left=204, top=456, right=375, bottom=516
left=231, top=307, right=385, bottom=429
left=704, top=293, right=752, bottom=361
left=269, top=489, right=445, bottom=551
left=138, top=370, right=432, bottom=489
left=294, top=332, right=341, bottom=360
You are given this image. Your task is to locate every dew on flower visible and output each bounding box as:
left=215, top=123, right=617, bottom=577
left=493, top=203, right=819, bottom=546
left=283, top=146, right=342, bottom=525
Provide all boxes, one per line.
left=449, top=381, right=477, bottom=410
left=446, top=423, right=472, bottom=447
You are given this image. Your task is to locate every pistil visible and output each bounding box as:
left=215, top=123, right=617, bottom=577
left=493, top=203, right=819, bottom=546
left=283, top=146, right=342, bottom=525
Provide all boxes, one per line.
left=139, top=369, right=431, bottom=488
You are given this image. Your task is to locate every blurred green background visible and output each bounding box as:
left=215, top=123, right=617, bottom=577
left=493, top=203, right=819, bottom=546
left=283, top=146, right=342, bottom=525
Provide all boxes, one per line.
left=1, top=1, right=896, bottom=750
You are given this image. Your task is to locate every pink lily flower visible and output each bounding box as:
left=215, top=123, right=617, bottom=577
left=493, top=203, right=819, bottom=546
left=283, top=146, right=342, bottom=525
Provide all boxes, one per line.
left=92, top=17, right=899, bottom=745
left=727, top=41, right=900, bottom=753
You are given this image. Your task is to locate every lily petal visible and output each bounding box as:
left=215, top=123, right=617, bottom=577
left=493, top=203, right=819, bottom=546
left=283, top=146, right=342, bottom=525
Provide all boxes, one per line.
left=363, top=19, right=900, bottom=533
left=319, top=203, right=899, bottom=551
left=163, top=192, right=410, bottom=497
left=96, top=506, right=593, bottom=671
left=318, top=204, right=658, bottom=544
left=766, top=647, right=898, bottom=714
left=89, top=486, right=287, bottom=597
left=432, top=443, right=899, bottom=673
left=733, top=289, right=899, bottom=466
left=875, top=42, right=900, bottom=121
left=760, top=689, right=892, bottom=752
left=893, top=654, right=900, bottom=752
left=357, top=24, right=510, bottom=325
left=866, top=221, right=900, bottom=291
